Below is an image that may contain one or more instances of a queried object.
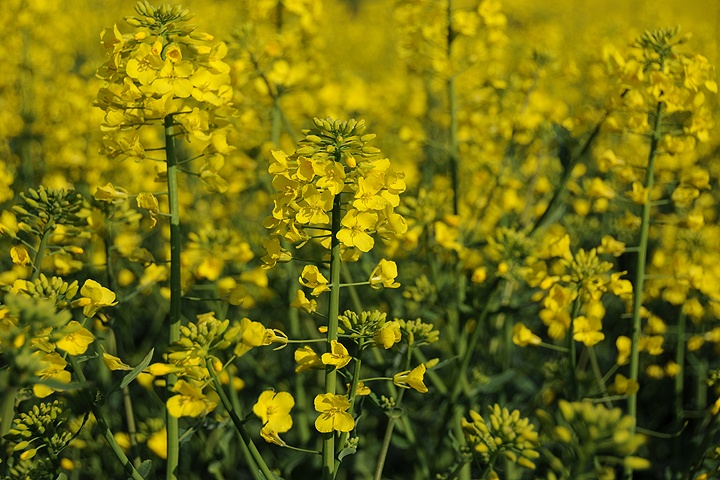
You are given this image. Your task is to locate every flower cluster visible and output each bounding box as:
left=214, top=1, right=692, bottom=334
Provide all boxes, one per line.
left=263, top=117, right=407, bottom=259
left=3, top=400, right=74, bottom=479
left=461, top=404, right=540, bottom=471
left=536, top=400, right=649, bottom=477
left=95, top=1, right=235, bottom=188
left=148, top=312, right=286, bottom=418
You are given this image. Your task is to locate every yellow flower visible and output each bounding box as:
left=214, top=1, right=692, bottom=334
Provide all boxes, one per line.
left=616, top=336, right=632, bottom=365
left=56, top=321, right=95, bottom=355
left=294, top=346, right=324, bottom=373
left=252, top=391, right=295, bottom=444
left=10, top=246, right=31, bottom=266
left=572, top=316, right=605, bottom=347
left=337, top=209, right=377, bottom=252
left=33, top=352, right=71, bottom=398
left=373, top=321, right=402, bottom=349
left=102, top=351, right=132, bottom=371
left=77, top=279, right=118, bottom=317
left=314, top=393, right=354, bottom=433
left=299, top=265, right=330, bottom=296
left=369, top=259, right=400, bottom=289
left=512, top=323, right=542, bottom=347
left=261, top=237, right=292, bottom=268
left=290, top=289, right=317, bottom=314
left=321, top=340, right=351, bottom=369
left=147, top=428, right=167, bottom=459
left=393, top=363, right=429, bottom=393
left=167, top=380, right=220, bottom=418
left=94, top=182, right=129, bottom=202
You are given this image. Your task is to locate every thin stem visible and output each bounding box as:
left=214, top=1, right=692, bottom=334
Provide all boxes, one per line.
left=373, top=389, right=407, bottom=480
left=322, top=190, right=344, bottom=480
left=588, top=346, right=612, bottom=408
left=164, top=115, right=182, bottom=480
left=450, top=278, right=500, bottom=402
left=69, top=356, right=145, bottom=480
left=30, top=226, right=52, bottom=281
left=675, top=309, right=687, bottom=424
left=627, top=100, right=664, bottom=480
left=447, top=40, right=459, bottom=215
left=207, top=359, right=276, bottom=480
left=334, top=341, right=366, bottom=477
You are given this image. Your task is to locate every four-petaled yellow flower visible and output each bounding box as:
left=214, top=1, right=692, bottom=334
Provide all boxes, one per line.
left=167, top=379, right=220, bottom=418
left=314, top=393, right=355, bottom=433
left=56, top=321, right=95, bottom=355
left=299, top=265, right=331, bottom=296
left=77, top=279, right=118, bottom=317
left=373, top=321, right=402, bottom=349
left=252, top=391, right=295, bottom=445
left=393, top=363, right=429, bottom=393
left=337, top=209, right=377, bottom=253
left=295, top=346, right=324, bottom=373
left=369, top=259, right=400, bottom=289
left=321, top=340, right=351, bottom=369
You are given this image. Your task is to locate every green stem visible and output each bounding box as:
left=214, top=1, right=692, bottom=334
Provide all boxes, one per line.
left=568, top=298, right=582, bottom=400
left=207, top=359, right=275, bottom=480
left=627, top=100, right=663, bottom=480
left=0, top=384, right=17, bottom=476
left=446, top=0, right=459, bottom=216
left=30, top=226, right=52, bottom=282
left=450, top=278, right=500, bottom=402
left=588, top=346, right=612, bottom=408
left=675, top=309, right=687, bottom=424
left=373, top=346, right=415, bottom=480
left=164, top=114, right=182, bottom=480
left=372, top=389, right=407, bottom=480
left=334, top=341, right=366, bottom=477
left=323, top=191, right=343, bottom=480
left=69, top=356, right=144, bottom=480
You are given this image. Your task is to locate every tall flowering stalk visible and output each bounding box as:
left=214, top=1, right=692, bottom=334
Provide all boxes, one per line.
left=94, top=3, right=234, bottom=478
left=264, top=117, right=408, bottom=478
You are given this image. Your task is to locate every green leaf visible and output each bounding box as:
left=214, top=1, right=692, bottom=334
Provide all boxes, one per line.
left=338, top=446, right=357, bottom=461
left=137, top=459, right=152, bottom=478
left=106, top=348, right=154, bottom=396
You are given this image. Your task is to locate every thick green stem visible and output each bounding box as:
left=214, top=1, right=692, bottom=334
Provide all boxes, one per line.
left=69, top=356, right=145, bottom=480
left=627, top=101, right=663, bottom=480
left=164, top=115, right=182, bottom=480
left=322, top=192, right=343, bottom=480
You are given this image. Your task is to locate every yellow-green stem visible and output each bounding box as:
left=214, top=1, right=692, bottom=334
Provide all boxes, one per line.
left=568, top=299, right=582, bottom=400
left=30, top=226, right=52, bottom=282
left=323, top=191, right=343, bottom=480
left=164, top=114, right=182, bottom=480
left=627, top=100, right=663, bottom=480
left=69, top=356, right=145, bottom=480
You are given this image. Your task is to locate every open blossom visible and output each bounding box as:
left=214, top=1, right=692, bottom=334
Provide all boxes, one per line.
left=393, top=363, right=429, bottom=393
left=314, top=393, right=354, bottom=433
left=253, top=391, right=295, bottom=445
